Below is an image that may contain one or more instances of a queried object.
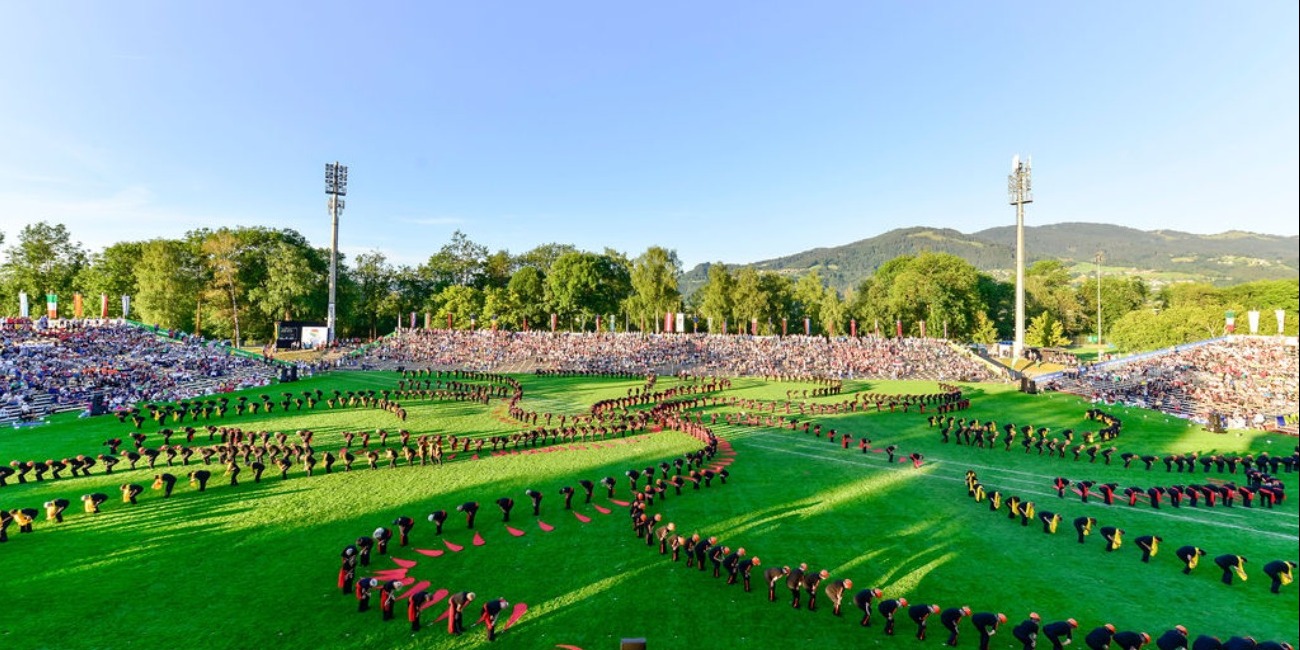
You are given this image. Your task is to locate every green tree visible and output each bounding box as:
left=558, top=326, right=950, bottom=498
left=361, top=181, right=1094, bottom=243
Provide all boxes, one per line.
left=516, top=243, right=577, bottom=275
left=0, top=221, right=88, bottom=315
left=1077, top=275, right=1148, bottom=338
left=248, top=241, right=321, bottom=322
left=758, top=272, right=794, bottom=334
left=792, top=270, right=827, bottom=330
left=970, top=311, right=999, bottom=344
left=729, top=267, right=765, bottom=330
left=432, top=284, right=485, bottom=329
left=819, top=289, right=846, bottom=336
left=1026, top=259, right=1084, bottom=336
left=76, top=241, right=144, bottom=306
left=850, top=252, right=988, bottom=340
left=507, top=266, right=549, bottom=330
left=695, top=264, right=734, bottom=332
left=351, top=250, right=394, bottom=338
left=200, top=229, right=246, bottom=345
left=134, top=239, right=202, bottom=330
left=1026, top=310, right=1070, bottom=347
left=547, top=251, right=631, bottom=329
left=627, top=246, right=682, bottom=333
left=422, top=230, right=489, bottom=289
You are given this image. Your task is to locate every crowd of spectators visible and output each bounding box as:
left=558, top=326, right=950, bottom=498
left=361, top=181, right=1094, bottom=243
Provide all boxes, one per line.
left=1042, top=337, right=1299, bottom=428
left=1, top=320, right=277, bottom=418
left=360, top=330, right=996, bottom=381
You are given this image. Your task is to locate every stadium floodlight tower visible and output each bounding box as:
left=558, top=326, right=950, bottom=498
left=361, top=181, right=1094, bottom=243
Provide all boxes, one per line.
left=325, top=162, right=348, bottom=346
left=1008, top=155, right=1033, bottom=363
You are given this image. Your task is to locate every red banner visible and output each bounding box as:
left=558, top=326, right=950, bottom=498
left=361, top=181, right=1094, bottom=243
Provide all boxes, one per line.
left=100, top=294, right=109, bottom=319
left=850, top=319, right=857, bottom=337
left=896, top=319, right=902, bottom=338
left=782, top=318, right=788, bottom=336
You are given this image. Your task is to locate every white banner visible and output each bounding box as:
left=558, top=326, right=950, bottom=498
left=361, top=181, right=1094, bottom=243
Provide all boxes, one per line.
left=675, top=312, right=686, bottom=334
left=122, top=295, right=131, bottom=319
left=19, top=291, right=29, bottom=318
left=1248, top=310, right=1260, bottom=335
left=1277, top=309, right=1286, bottom=334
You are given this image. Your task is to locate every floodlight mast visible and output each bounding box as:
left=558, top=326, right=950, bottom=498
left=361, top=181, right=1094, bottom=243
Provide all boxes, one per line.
left=1008, top=155, right=1033, bottom=363
left=325, top=162, right=348, bottom=346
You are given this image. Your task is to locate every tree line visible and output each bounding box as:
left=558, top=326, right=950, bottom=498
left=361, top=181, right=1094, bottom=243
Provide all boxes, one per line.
left=0, top=222, right=1295, bottom=351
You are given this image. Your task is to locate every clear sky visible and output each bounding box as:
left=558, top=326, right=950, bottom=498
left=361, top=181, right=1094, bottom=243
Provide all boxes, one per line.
left=1, top=1, right=1296, bottom=270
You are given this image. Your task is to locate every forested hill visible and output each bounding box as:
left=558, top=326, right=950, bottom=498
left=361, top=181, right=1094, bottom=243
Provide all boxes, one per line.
left=679, top=223, right=1298, bottom=296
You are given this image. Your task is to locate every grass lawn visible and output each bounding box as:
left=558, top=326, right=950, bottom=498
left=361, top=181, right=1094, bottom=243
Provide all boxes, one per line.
left=1, top=372, right=1295, bottom=650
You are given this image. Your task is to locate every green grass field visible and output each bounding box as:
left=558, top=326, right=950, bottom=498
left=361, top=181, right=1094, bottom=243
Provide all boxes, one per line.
left=1, top=372, right=1295, bottom=650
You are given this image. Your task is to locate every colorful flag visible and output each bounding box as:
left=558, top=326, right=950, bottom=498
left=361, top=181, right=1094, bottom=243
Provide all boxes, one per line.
left=47, top=294, right=58, bottom=319
left=101, top=294, right=109, bottom=319
left=804, top=318, right=811, bottom=336
left=1225, top=310, right=1236, bottom=333
left=73, top=293, right=84, bottom=319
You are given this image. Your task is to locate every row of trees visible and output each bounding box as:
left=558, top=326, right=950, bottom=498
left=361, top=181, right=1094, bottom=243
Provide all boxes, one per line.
left=1, top=222, right=1295, bottom=351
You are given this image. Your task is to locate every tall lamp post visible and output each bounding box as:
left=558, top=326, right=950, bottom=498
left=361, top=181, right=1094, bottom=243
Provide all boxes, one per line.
left=325, top=162, right=348, bottom=345
left=1008, top=155, right=1033, bottom=362
left=1095, top=250, right=1104, bottom=360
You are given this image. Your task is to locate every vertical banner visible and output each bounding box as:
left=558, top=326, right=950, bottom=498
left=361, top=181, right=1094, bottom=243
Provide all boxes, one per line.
left=550, top=313, right=558, bottom=333
left=751, top=318, right=758, bottom=336
left=595, top=316, right=601, bottom=332
left=874, top=319, right=881, bottom=337
left=944, top=321, right=949, bottom=339
left=122, top=295, right=130, bottom=319
left=692, top=317, right=697, bottom=334
left=804, top=318, right=811, bottom=336
left=424, top=312, right=431, bottom=329
left=851, top=319, right=857, bottom=337
left=19, top=292, right=29, bottom=318
left=707, top=317, right=713, bottom=333
left=1225, top=310, right=1236, bottom=333
left=722, top=319, right=727, bottom=335
left=1276, top=309, right=1285, bottom=334
left=491, top=316, right=498, bottom=331
left=665, top=312, right=674, bottom=333
left=523, top=316, right=529, bottom=332
left=610, top=315, right=617, bottom=333
left=676, top=313, right=686, bottom=334
left=101, top=294, right=109, bottom=319
left=409, top=312, right=416, bottom=329
left=47, top=294, right=58, bottom=319
left=73, top=293, right=84, bottom=319
left=782, top=317, right=788, bottom=337
left=920, top=320, right=927, bottom=338
left=896, top=319, right=902, bottom=338
left=1247, top=310, right=1260, bottom=334
left=447, top=313, right=453, bottom=329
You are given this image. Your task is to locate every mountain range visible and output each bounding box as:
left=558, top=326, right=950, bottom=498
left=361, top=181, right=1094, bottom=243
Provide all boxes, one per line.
left=679, top=223, right=1298, bottom=296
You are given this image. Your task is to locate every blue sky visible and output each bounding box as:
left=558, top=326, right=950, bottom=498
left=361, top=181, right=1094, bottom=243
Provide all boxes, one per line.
left=1, top=1, right=1296, bottom=270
